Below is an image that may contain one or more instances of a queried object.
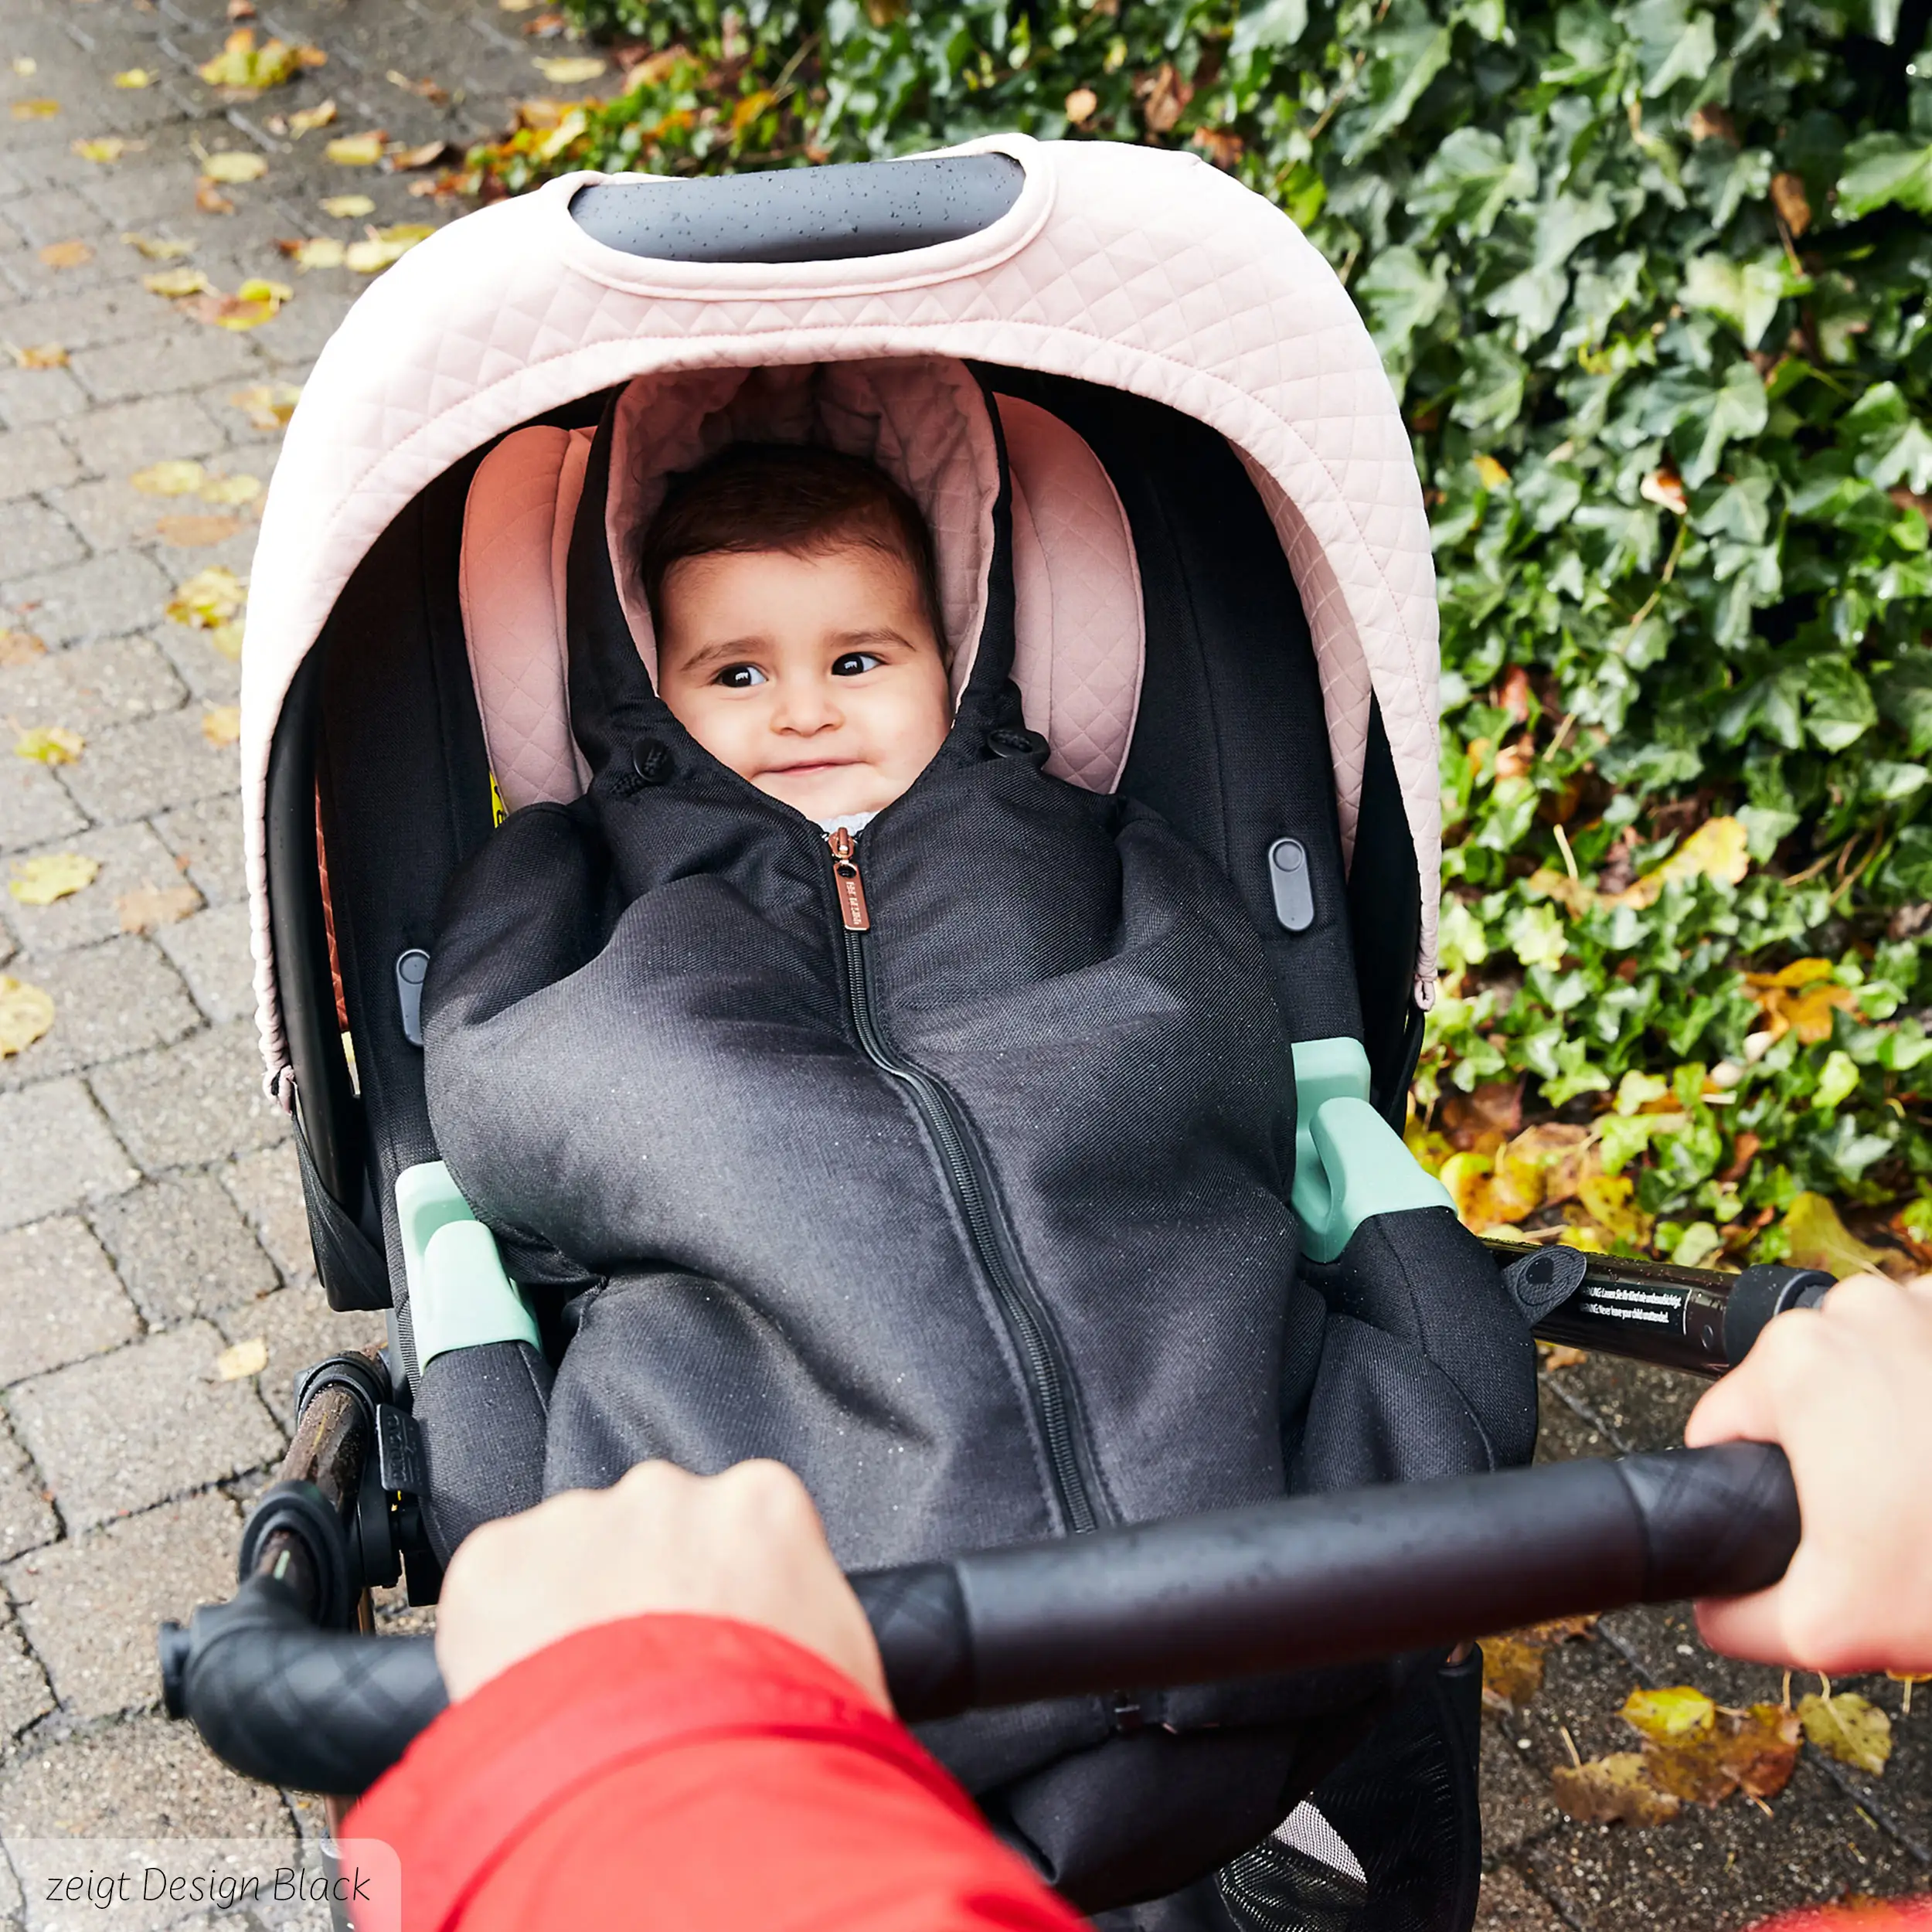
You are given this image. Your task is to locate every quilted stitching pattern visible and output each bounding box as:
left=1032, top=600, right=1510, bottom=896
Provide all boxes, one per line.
left=241, top=134, right=1440, bottom=1089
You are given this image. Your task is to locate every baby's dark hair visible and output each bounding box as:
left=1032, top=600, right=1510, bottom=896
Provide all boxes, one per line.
left=639, top=443, right=947, bottom=661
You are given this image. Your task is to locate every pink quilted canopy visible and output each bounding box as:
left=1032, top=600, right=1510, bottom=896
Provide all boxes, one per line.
left=240, top=131, right=1442, bottom=1099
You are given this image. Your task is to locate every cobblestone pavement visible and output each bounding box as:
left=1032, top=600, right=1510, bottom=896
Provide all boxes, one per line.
left=1, top=9, right=1927, bottom=1929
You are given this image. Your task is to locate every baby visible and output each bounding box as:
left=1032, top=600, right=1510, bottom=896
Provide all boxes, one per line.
left=645, top=444, right=953, bottom=829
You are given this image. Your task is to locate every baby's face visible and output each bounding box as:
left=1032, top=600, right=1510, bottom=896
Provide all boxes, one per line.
left=655, top=543, right=951, bottom=820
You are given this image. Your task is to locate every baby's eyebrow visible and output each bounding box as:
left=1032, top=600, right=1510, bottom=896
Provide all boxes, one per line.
left=672, top=635, right=770, bottom=672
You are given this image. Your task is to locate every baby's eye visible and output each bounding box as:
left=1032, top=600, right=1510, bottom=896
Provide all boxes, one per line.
left=714, top=664, right=768, bottom=689
left=832, top=651, right=883, bottom=677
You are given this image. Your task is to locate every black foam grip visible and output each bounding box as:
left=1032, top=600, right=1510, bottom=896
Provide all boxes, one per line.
left=1616, top=1439, right=1803, bottom=1601
left=168, top=1576, right=445, bottom=1794
left=847, top=1562, right=973, bottom=1716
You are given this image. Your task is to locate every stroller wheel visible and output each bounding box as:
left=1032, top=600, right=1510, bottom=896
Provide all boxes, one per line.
left=1217, top=1817, right=1368, bottom=1932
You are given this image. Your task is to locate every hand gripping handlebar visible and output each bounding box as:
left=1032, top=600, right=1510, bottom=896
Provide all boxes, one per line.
left=161, top=1441, right=1796, bottom=1796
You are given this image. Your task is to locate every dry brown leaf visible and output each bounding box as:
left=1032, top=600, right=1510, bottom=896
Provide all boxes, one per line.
left=1798, top=1692, right=1892, bottom=1775
left=202, top=705, right=242, bottom=747
left=1770, top=172, right=1812, bottom=238
left=156, top=512, right=242, bottom=546
left=122, top=231, right=195, bottom=260
left=0, top=628, right=46, bottom=664
left=14, top=725, right=83, bottom=765
left=1443, top=1080, right=1524, bottom=1150
left=1641, top=465, right=1689, bottom=515
left=1479, top=1616, right=1597, bottom=1710
left=196, top=178, right=235, bottom=216
left=10, top=99, right=60, bottom=121
left=1538, top=1341, right=1588, bottom=1369
left=1641, top=1702, right=1801, bottom=1805
left=38, top=239, right=93, bottom=269
left=325, top=131, right=386, bottom=165
left=1064, top=86, right=1098, bottom=124
left=386, top=68, right=451, bottom=103
left=215, top=1336, right=267, bottom=1379
left=389, top=138, right=448, bottom=169
left=1553, top=1753, right=1681, bottom=1825
left=200, top=148, right=268, bottom=183
left=116, top=881, right=202, bottom=931
left=1688, top=104, right=1738, bottom=143
left=0, top=977, right=56, bottom=1058
left=1134, top=61, right=1192, bottom=134
left=9, top=852, right=99, bottom=906
left=12, top=343, right=69, bottom=369
left=230, top=382, right=301, bottom=431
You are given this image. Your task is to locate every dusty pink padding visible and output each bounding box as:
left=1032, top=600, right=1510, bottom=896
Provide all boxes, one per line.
left=460, top=370, right=1145, bottom=812
left=241, top=133, right=1443, bottom=1100
left=1000, top=394, right=1143, bottom=792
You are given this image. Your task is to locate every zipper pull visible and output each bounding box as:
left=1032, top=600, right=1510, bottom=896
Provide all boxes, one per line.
left=828, top=826, right=870, bottom=932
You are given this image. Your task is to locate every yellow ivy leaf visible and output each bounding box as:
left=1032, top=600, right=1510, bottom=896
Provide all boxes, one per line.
left=230, top=382, right=301, bottom=431
left=10, top=99, right=60, bottom=121
left=39, top=239, right=93, bottom=269
left=200, top=149, right=268, bottom=183
left=14, top=726, right=83, bottom=765
left=12, top=343, right=69, bottom=369
left=1780, top=1192, right=1892, bottom=1280
left=198, top=472, right=260, bottom=506
left=122, top=231, right=195, bottom=260
left=9, top=852, right=100, bottom=906
left=1552, top=1753, right=1681, bottom=1825
left=325, top=131, right=386, bottom=165
left=112, top=67, right=151, bottom=87
left=1611, top=816, right=1751, bottom=910
left=215, top=1336, right=268, bottom=1379
left=131, top=459, right=209, bottom=496
left=167, top=565, right=247, bottom=628
left=202, top=706, right=242, bottom=747
left=117, top=882, right=202, bottom=932
left=143, top=267, right=210, bottom=298
left=532, top=54, right=607, bottom=83
left=287, top=97, right=337, bottom=135
left=1798, top=1692, right=1892, bottom=1776
left=319, top=192, right=374, bottom=219
left=0, top=977, right=56, bottom=1058
left=72, top=136, right=139, bottom=162
left=1621, top=1685, right=1716, bottom=1743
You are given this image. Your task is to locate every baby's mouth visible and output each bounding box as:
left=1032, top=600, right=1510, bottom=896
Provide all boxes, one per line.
left=763, top=757, right=860, bottom=777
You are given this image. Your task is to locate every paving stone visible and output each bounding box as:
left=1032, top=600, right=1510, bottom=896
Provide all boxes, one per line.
left=0, top=819, right=188, bottom=955
left=0, top=632, right=187, bottom=737
left=0, top=281, right=168, bottom=359
left=0, top=935, right=199, bottom=1090
left=0, top=1078, right=137, bottom=1230
left=1478, top=1713, right=1565, bottom=1861
left=5, top=1490, right=241, bottom=1719
left=1, top=546, right=173, bottom=645
left=1475, top=1866, right=1566, bottom=1932
left=0, top=1602, right=55, bottom=1740
left=0, top=758, right=86, bottom=855
left=153, top=791, right=245, bottom=904
left=221, top=1142, right=314, bottom=1286
left=0, top=1707, right=291, bottom=1842
left=0, top=497, right=87, bottom=576
left=53, top=706, right=237, bottom=822
left=63, top=391, right=227, bottom=477
left=0, top=423, right=81, bottom=502
left=215, top=1286, right=385, bottom=1432
left=90, top=1171, right=277, bottom=1324
left=5, top=188, right=115, bottom=253
left=69, top=322, right=265, bottom=406
left=0, top=1410, right=58, bottom=1561
left=0, top=1216, right=139, bottom=1386
left=149, top=614, right=241, bottom=703
left=9, top=1320, right=282, bottom=1529
left=0, top=359, right=93, bottom=430
left=155, top=898, right=254, bottom=1022
left=89, top=1019, right=288, bottom=1171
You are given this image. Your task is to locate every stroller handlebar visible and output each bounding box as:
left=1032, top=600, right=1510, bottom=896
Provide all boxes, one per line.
left=160, top=1442, right=1796, bottom=1797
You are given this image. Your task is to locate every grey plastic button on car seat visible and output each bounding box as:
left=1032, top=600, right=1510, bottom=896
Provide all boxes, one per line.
left=395, top=949, right=430, bottom=1047
left=1267, top=838, right=1315, bottom=933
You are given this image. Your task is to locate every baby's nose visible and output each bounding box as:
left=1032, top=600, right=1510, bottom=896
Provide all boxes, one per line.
left=774, top=680, right=841, bottom=732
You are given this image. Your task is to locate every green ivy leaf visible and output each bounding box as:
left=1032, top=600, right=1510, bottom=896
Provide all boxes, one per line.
left=1356, top=245, right=1450, bottom=366
left=1836, top=133, right=1932, bottom=219
left=1230, top=0, right=1308, bottom=59
left=1410, top=126, right=1538, bottom=240
left=1876, top=654, right=1932, bottom=756
left=1451, top=335, right=1529, bottom=434
left=1682, top=252, right=1808, bottom=350
left=1627, top=0, right=1718, bottom=96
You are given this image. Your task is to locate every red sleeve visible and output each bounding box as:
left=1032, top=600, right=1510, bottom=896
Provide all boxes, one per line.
left=346, top=1614, right=1085, bottom=1932
left=1747, top=1905, right=1932, bottom=1932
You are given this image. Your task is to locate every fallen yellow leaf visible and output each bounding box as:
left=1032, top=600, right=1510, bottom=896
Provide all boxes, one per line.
left=72, top=136, right=139, bottom=162
left=1475, top=453, right=1512, bottom=488
left=1611, top=815, right=1750, bottom=910
left=198, top=27, right=322, bottom=90
left=319, top=192, right=373, bottom=219
left=112, top=66, right=151, bottom=87
left=10, top=99, right=60, bottom=120
left=198, top=472, right=260, bottom=506
left=287, top=97, right=336, bottom=135
left=196, top=179, right=235, bottom=216
left=230, top=382, right=301, bottom=431
left=14, top=726, right=83, bottom=765
left=117, top=881, right=202, bottom=931
left=1479, top=1615, right=1597, bottom=1709
left=131, top=459, right=208, bottom=496
left=9, top=852, right=100, bottom=906
left=0, top=629, right=46, bottom=664
left=12, top=56, right=34, bottom=74
left=345, top=223, right=433, bottom=274
left=203, top=706, right=242, bottom=746
left=38, top=240, right=93, bottom=269
left=143, top=267, right=210, bottom=298
left=214, top=1336, right=268, bottom=1379
left=1641, top=1699, right=1801, bottom=1806
left=532, top=107, right=587, bottom=162
left=156, top=512, right=241, bottom=546
left=122, top=231, right=195, bottom=260
left=1553, top=1753, right=1681, bottom=1825
left=325, top=131, right=386, bottom=165
left=1798, top=1692, right=1891, bottom=1776
left=389, top=138, right=448, bottom=169
left=167, top=566, right=247, bottom=628
left=1744, top=958, right=1859, bottom=1044
left=208, top=622, right=244, bottom=662
left=201, top=148, right=269, bottom=182
left=386, top=68, right=450, bottom=103
left=1621, top=1685, right=1716, bottom=1743
left=532, top=54, right=606, bottom=83
left=10, top=343, right=68, bottom=369
left=0, top=977, right=55, bottom=1058
left=281, top=236, right=345, bottom=270
left=1779, top=1191, right=1892, bottom=1280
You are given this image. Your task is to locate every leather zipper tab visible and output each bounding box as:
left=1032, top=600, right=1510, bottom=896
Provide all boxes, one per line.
left=828, top=827, right=870, bottom=932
